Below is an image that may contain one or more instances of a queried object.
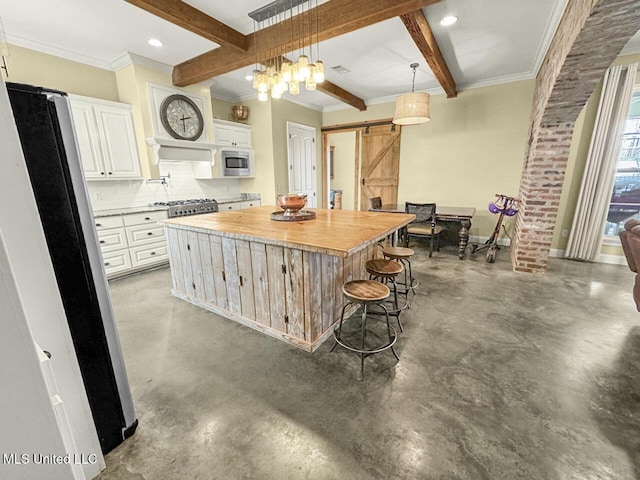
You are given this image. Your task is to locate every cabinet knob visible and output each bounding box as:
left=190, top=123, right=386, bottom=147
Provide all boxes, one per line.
left=96, top=223, right=102, bottom=227
left=150, top=252, right=156, bottom=255
left=108, top=172, right=113, bottom=175
left=104, top=262, right=110, bottom=266
left=228, top=206, right=232, bottom=209
left=99, top=240, right=105, bottom=244
left=144, top=217, right=150, bottom=220
left=101, top=172, right=105, bottom=175
left=147, top=232, right=153, bottom=236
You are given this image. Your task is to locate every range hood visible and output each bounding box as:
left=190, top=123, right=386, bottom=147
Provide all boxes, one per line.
left=146, top=137, right=217, bottom=165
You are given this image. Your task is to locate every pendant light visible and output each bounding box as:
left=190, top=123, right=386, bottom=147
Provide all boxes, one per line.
left=393, top=63, right=430, bottom=125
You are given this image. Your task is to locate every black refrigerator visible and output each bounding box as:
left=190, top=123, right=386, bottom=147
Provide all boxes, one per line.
left=6, top=82, right=138, bottom=453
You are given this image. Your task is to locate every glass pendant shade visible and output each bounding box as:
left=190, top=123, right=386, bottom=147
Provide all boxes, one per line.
left=313, top=60, right=324, bottom=83
left=392, top=92, right=430, bottom=125
left=289, top=80, right=300, bottom=95
left=305, top=76, right=316, bottom=91
left=297, top=55, right=310, bottom=80
left=281, top=62, right=292, bottom=83
left=258, top=91, right=269, bottom=102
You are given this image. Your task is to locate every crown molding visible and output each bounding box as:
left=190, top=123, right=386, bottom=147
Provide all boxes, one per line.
left=110, top=52, right=172, bottom=74
left=530, top=0, right=569, bottom=77
left=210, top=91, right=242, bottom=103
left=279, top=93, right=324, bottom=111
left=6, top=33, right=112, bottom=70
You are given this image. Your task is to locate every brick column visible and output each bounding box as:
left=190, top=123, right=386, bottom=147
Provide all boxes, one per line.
left=512, top=123, right=573, bottom=272
left=511, top=0, right=640, bottom=273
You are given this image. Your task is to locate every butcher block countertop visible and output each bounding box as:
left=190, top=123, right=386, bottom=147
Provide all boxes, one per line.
left=161, top=206, right=415, bottom=257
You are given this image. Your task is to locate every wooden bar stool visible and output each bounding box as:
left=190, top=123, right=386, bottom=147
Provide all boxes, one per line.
left=382, top=246, right=418, bottom=301
left=365, top=258, right=406, bottom=332
left=331, top=280, right=399, bottom=380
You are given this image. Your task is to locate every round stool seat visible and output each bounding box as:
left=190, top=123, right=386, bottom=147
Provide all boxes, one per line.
left=382, top=246, right=415, bottom=259
left=365, top=258, right=403, bottom=277
left=342, top=280, right=390, bottom=302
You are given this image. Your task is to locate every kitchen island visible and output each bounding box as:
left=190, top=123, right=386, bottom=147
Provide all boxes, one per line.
left=161, top=206, right=414, bottom=351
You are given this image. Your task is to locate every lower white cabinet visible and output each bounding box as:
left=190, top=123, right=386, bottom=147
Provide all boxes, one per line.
left=95, top=210, right=168, bottom=278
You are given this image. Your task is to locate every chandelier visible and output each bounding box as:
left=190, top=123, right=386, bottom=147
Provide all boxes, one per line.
left=248, top=0, right=325, bottom=101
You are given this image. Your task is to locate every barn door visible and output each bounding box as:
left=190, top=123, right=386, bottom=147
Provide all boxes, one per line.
left=358, top=124, right=401, bottom=211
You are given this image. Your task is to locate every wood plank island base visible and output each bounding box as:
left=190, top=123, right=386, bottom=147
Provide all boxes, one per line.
left=161, top=206, right=415, bottom=352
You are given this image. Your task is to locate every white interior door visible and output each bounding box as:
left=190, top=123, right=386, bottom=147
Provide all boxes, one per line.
left=287, top=122, right=317, bottom=208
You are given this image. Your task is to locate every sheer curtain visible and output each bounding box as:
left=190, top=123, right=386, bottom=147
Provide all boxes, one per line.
left=565, top=62, right=638, bottom=260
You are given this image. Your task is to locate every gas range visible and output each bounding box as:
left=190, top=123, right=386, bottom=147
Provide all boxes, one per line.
left=151, top=198, right=218, bottom=218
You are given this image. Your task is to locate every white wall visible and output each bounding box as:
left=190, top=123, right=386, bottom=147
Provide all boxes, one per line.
left=0, top=81, right=104, bottom=479
left=87, top=169, right=246, bottom=211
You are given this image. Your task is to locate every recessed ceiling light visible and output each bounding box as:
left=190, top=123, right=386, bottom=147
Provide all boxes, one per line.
left=440, top=15, right=458, bottom=26
left=148, top=38, right=163, bottom=47
left=245, top=74, right=254, bottom=81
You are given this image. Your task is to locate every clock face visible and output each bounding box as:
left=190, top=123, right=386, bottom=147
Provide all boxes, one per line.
left=160, top=94, right=204, bottom=141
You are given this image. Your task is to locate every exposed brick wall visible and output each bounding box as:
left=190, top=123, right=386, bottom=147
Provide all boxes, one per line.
left=512, top=0, right=640, bottom=273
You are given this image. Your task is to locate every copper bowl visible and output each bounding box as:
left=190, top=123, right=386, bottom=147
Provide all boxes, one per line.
left=277, top=194, right=307, bottom=215
left=232, top=105, right=249, bottom=122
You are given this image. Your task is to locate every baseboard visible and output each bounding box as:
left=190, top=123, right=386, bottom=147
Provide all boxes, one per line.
left=469, top=235, right=511, bottom=247
left=549, top=248, right=627, bottom=266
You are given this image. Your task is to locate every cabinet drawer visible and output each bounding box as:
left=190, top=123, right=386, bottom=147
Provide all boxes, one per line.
left=241, top=200, right=261, bottom=209
left=221, top=202, right=242, bottom=211
left=126, top=223, right=166, bottom=247
left=94, top=216, right=124, bottom=230
left=102, top=250, right=132, bottom=276
left=130, top=242, right=168, bottom=267
left=123, top=210, right=167, bottom=226
left=97, top=227, right=127, bottom=252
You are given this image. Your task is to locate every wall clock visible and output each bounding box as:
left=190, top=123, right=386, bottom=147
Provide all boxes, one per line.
left=159, top=94, right=204, bottom=141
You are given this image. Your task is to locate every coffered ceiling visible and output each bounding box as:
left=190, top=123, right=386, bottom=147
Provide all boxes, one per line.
left=1, top=0, right=639, bottom=111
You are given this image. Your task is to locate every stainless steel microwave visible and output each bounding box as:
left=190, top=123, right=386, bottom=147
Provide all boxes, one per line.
left=219, top=148, right=253, bottom=176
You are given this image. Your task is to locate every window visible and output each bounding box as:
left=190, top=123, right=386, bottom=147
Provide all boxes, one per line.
left=605, top=90, right=640, bottom=237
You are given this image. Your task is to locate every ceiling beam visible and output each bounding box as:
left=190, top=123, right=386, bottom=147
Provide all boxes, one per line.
left=400, top=10, right=456, bottom=98
left=172, top=0, right=442, bottom=86
left=271, top=56, right=366, bottom=111
left=125, top=0, right=248, bottom=52
left=317, top=81, right=367, bottom=111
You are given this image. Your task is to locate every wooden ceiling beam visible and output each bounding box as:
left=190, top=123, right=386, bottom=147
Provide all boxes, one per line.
left=270, top=56, right=366, bottom=111
left=317, top=81, right=367, bottom=111
left=125, top=0, right=248, bottom=52
left=400, top=9, right=456, bottom=98
left=172, top=0, right=442, bottom=86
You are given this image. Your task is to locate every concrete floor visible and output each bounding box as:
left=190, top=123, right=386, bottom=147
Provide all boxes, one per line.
left=98, top=245, right=640, bottom=480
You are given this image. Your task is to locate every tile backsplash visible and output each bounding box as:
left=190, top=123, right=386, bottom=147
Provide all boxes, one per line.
left=87, top=163, right=245, bottom=211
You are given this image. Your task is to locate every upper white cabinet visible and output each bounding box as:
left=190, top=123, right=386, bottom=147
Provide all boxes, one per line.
left=70, top=95, right=142, bottom=180
left=213, top=119, right=252, bottom=148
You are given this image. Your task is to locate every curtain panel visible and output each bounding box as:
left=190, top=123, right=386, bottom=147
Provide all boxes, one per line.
left=565, top=62, right=638, bottom=261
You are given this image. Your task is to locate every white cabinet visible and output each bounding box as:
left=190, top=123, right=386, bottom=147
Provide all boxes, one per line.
left=70, top=96, right=142, bottom=180
left=95, top=210, right=168, bottom=278
left=219, top=199, right=261, bottom=211
left=220, top=201, right=242, bottom=211
left=241, top=200, right=261, bottom=209
left=213, top=119, right=252, bottom=148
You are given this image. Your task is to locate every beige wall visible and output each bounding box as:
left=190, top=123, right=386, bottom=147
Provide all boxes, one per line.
left=5, top=44, right=119, bottom=101
left=211, top=97, right=235, bottom=121
left=328, top=131, right=356, bottom=210
left=323, top=80, right=536, bottom=237
left=552, top=52, right=640, bottom=258
left=270, top=100, right=323, bottom=204
left=240, top=98, right=276, bottom=204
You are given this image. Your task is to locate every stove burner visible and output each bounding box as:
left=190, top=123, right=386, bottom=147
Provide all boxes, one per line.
left=152, top=198, right=218, bottom=218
